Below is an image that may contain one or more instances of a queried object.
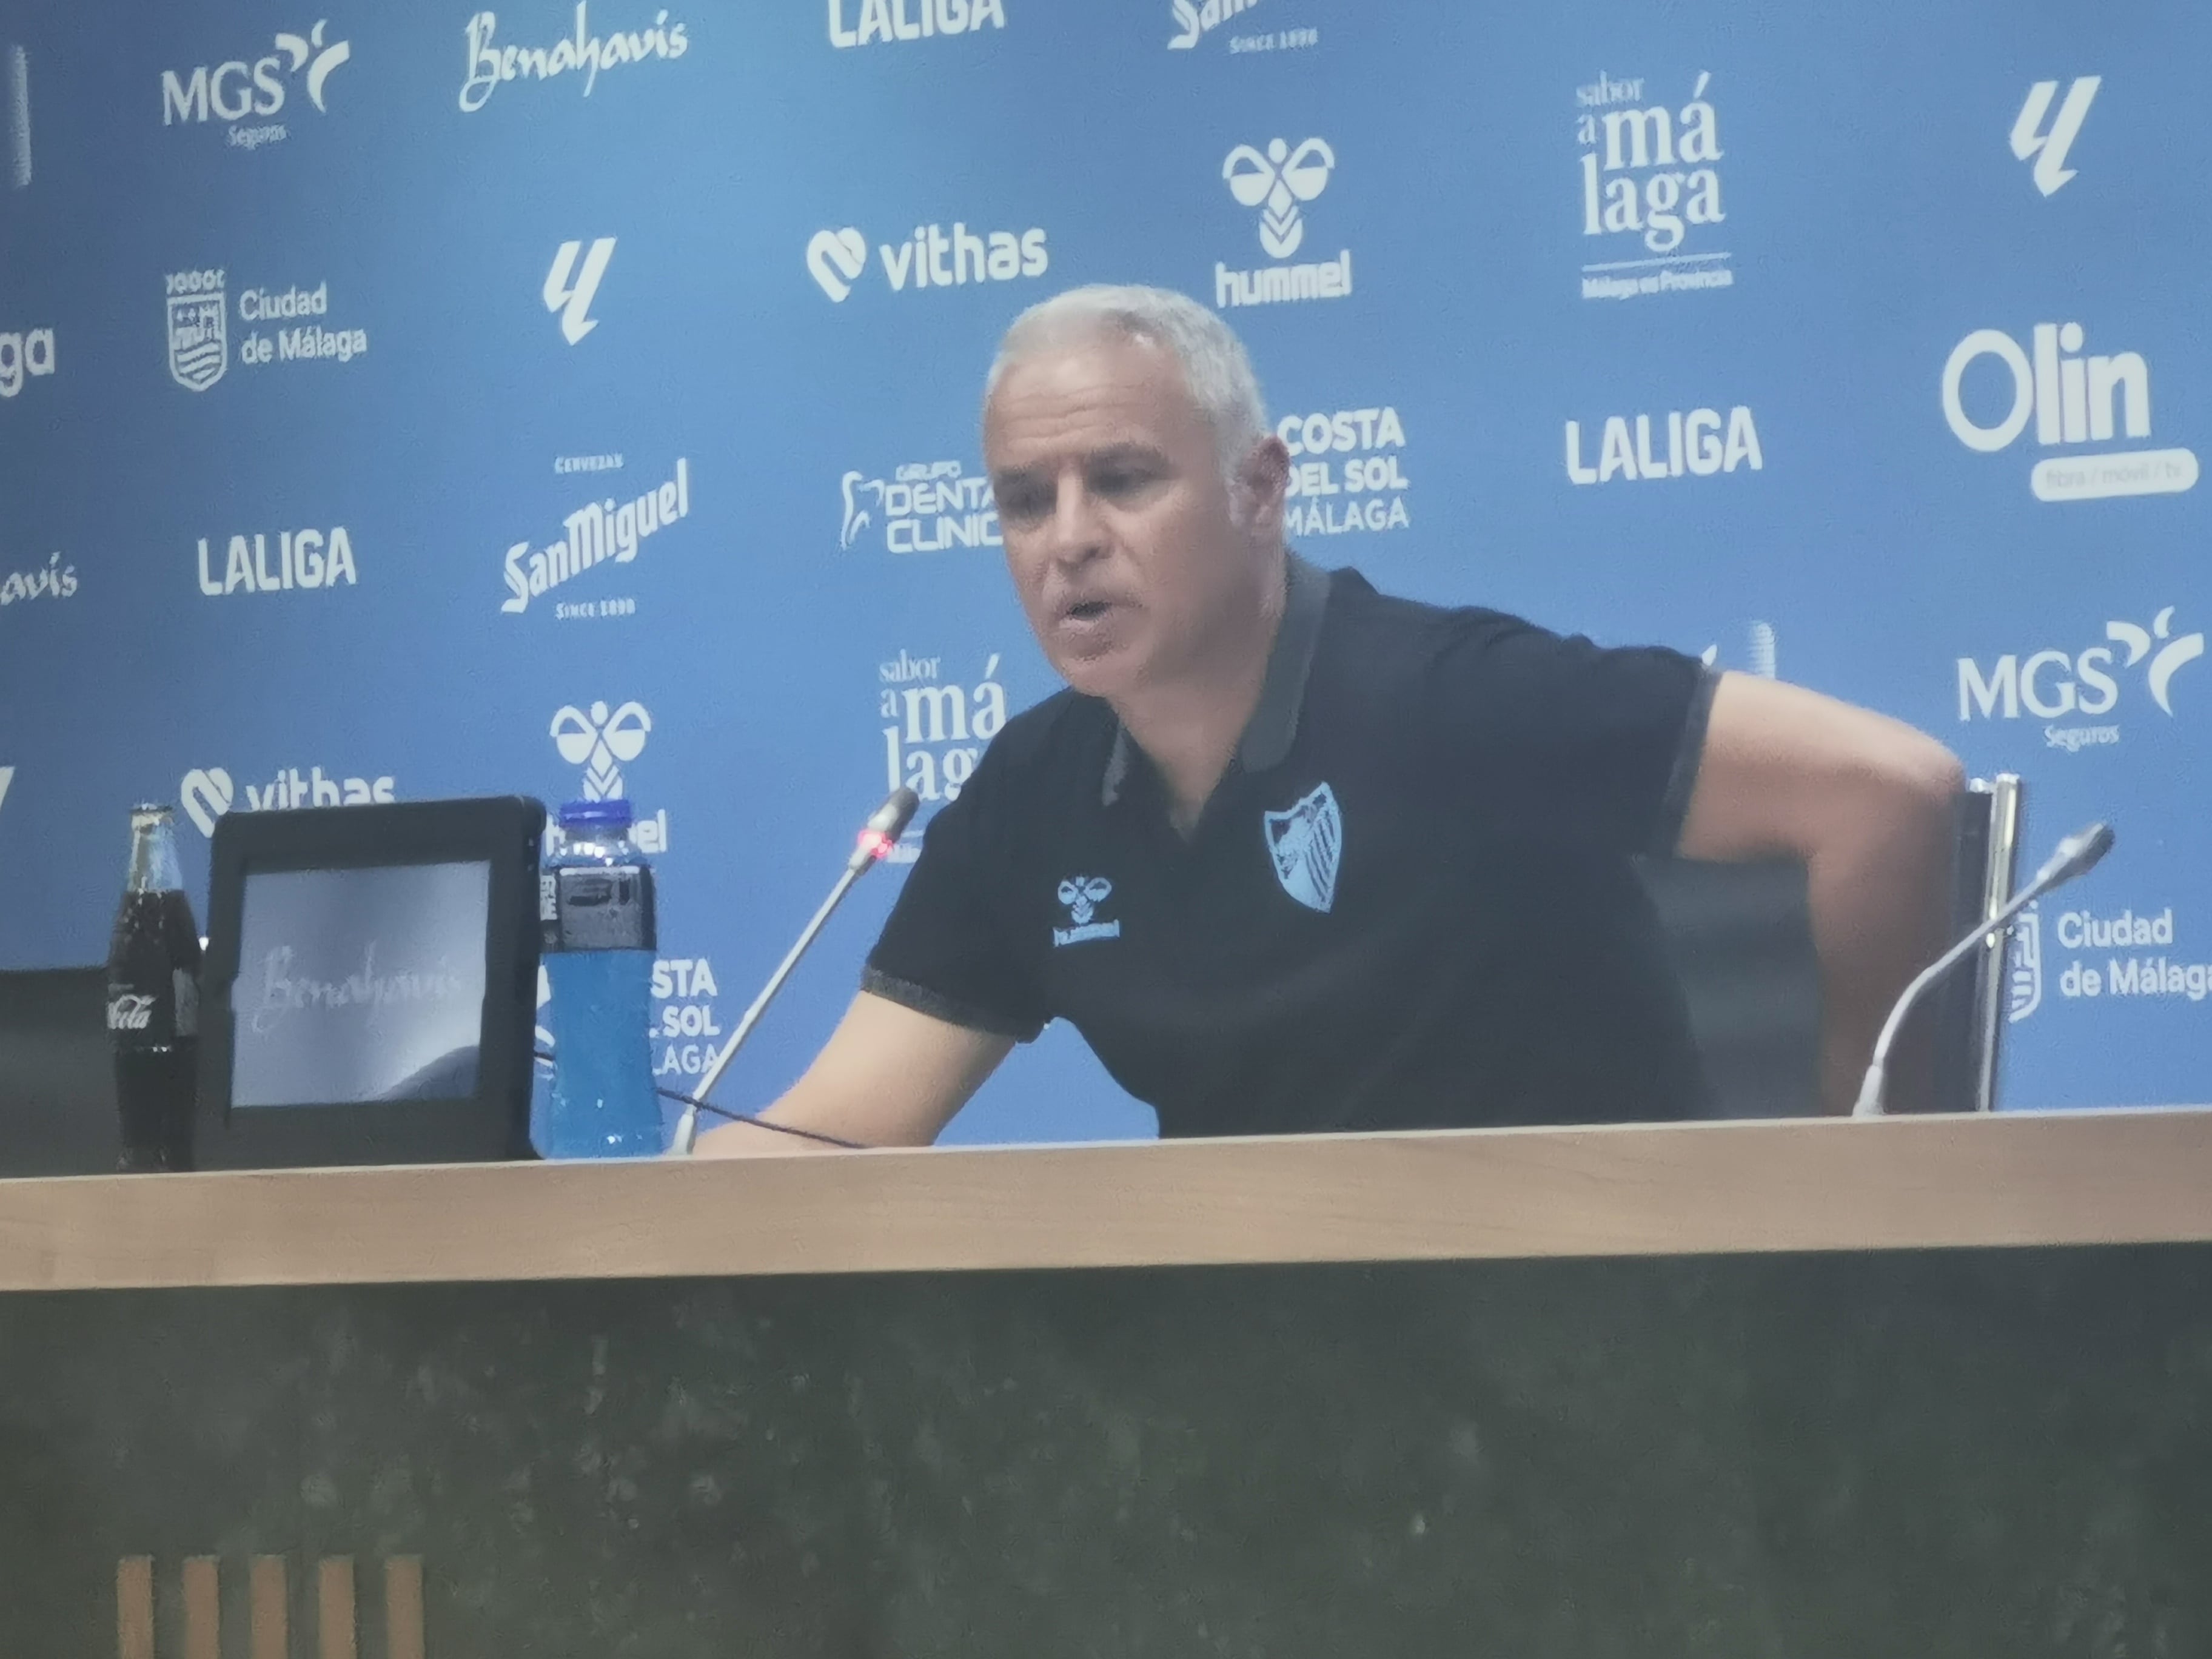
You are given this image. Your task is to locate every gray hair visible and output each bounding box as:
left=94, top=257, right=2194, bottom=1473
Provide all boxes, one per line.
left=984, top=284, right=1269, bottom=484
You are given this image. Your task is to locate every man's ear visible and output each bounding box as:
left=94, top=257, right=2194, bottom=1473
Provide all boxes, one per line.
left=1237, top=435, right=1292, bottom=531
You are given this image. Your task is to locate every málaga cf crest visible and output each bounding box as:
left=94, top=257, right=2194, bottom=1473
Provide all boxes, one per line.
left=1262, top=782, right=1341, bottom=914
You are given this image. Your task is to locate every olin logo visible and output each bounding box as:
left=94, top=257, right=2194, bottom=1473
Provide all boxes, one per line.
left=117, top=1554, right=423, bottom=1659
left=2011, top=77, right=2098, bottom=197
left=545, top=238, right=615, bottom=344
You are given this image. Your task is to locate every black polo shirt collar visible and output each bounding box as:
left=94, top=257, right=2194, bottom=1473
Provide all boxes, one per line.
left=1100, top=552, right=1332, bottom=807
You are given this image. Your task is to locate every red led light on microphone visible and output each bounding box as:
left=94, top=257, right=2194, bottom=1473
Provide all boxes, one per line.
left=856, top=829, right=896, bottom=862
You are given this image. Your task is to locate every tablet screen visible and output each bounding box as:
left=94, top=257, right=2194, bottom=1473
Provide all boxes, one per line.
left=229, top=861, right=491, bottom=1108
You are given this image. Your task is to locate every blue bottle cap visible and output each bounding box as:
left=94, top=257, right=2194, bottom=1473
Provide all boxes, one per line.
left=558, top=797, right=634, bottom=831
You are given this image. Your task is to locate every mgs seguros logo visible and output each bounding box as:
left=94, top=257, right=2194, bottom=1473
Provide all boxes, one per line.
left=160, top=21, right=350, bottom=150
left=1956, top=607, right=2204, bottom=753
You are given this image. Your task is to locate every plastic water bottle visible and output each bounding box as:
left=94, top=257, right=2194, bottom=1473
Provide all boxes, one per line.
left=538, top=799, right=663, bottom=1158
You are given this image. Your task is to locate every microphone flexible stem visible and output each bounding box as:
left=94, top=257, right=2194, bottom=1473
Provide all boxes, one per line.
left=1851, top=876, right=2049, bottom=1119
left=671, top=863, right=867, bottom=1155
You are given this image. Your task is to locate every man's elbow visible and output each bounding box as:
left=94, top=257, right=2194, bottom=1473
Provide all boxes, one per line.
left=1886, top=733, right=1966, bottom=819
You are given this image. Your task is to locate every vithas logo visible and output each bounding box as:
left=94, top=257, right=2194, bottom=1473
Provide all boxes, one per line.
left=806, top=223, right=1047, bottom=303
left=1942, top=320, right=2197, bottom=501
left=2011, top=77, right=2098, bottom=197
left=179, top=765, right=396, bottom=835
left=545, top=238, right=614, bottom=344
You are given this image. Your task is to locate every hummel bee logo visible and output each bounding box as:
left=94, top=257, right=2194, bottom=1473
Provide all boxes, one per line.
left=1053, top=876, right=1120, bottom=947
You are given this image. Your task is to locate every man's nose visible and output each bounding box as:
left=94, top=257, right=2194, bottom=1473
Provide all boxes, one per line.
left=1044, top=470, right=1104, bottom=565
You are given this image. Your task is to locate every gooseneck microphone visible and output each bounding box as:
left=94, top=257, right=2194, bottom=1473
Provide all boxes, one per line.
left=1852, top=822, right=2116, bottom=1119
left=668, top=788, right=920, bottom=1155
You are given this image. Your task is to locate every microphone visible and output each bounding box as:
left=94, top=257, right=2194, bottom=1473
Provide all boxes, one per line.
left=668, top=787, right=920, bottom=1155
left=1851, top=822, right=2115, bottom=1118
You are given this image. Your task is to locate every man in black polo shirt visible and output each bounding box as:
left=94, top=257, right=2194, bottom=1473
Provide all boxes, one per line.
left=700, top=286, right=1962, bottom=1151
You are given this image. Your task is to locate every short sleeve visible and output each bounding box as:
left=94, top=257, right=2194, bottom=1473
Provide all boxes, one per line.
left=1426, top=614, right=1716, bottom=856
left=862, top=747, right=1047, bottom=1042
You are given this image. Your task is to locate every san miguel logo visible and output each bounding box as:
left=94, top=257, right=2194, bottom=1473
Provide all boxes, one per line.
left=117, top=1554, right=424, bottom=1659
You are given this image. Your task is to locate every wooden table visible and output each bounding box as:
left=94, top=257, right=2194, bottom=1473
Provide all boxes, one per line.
left=3, top=1110, right=2210, bottom=1657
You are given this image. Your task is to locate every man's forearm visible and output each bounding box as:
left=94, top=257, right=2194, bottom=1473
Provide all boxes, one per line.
left=1804, top=776, right=1962, bottom=1114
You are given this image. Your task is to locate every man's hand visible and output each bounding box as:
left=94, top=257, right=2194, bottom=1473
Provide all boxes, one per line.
left=1678, top=672, right=1966, bottom=1115
left=692, top=991, right=1014, bottom=1156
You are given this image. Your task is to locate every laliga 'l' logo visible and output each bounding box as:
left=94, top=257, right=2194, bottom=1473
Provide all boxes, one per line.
left=2105, top=607, right=2205, bottom=715
left=1224, top=138, right=1334, bottom=259
left=552, top=700, right=651, bottom=800
left=2011, top=77, right=2098, bottom=198
left=545, top=238, right=615, bottom=344
left=808, top=228, right=868, bottom=303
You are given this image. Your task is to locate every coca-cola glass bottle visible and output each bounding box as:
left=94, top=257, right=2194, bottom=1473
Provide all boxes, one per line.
left=106, top=804, right=203, bottom=1172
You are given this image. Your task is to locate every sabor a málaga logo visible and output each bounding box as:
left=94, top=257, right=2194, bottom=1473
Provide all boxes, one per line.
left=877, top=649, right=1009, bottom=841
left=1575, top=69, right=1728, bottom=300
left=0, top=324, right=54, bottom=396
left=1214, top=137, right=1350, bottom=309
left=1942, top=318, right=2197, bottom=502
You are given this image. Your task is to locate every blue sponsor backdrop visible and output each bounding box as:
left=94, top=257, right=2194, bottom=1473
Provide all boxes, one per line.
left=2, top=0, right=2208, bottom=1135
